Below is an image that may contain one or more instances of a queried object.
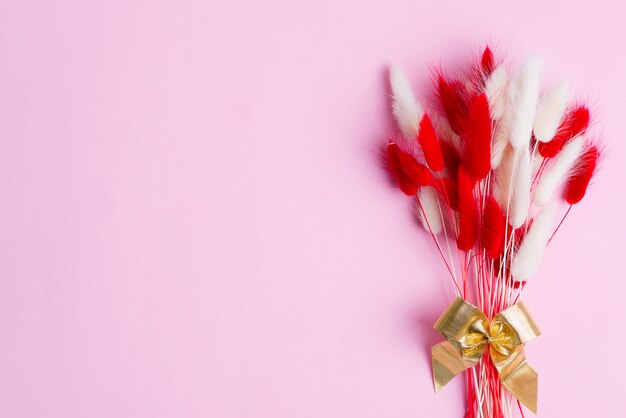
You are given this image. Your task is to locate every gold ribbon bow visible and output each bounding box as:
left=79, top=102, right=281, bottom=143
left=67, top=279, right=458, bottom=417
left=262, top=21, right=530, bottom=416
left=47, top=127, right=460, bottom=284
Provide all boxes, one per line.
left=432, top=297, right=541, bottom=413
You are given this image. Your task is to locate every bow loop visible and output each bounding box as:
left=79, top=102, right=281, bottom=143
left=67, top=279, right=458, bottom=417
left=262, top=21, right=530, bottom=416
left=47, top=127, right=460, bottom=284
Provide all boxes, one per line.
left=431, top=298, right=541, bottom=414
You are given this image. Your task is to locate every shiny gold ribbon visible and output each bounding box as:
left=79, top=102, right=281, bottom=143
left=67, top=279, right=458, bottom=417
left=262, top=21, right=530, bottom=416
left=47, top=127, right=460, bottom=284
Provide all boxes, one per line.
left=432, top=297, right=540, bottom=413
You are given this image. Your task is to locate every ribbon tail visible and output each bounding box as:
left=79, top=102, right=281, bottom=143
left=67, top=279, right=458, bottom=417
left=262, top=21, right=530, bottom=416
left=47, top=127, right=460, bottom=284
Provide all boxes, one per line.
left=491, top=345, right=538, bottom=414
left=502, top=362, right=538, bottom=414
left=431, top=341, right=478, bottom=393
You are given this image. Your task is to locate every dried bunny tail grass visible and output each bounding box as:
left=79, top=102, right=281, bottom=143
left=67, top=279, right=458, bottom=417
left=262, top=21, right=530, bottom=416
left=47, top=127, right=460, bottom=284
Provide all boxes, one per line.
left=433, top=177, right=459, bottom=210
left=534, top=135, right=585, bottom=205
left=390, top=66, right=423, bottom=140
left=417, top=114, right=445, bottom=171
left=433, top=114, right=462, bottom=150
left=510, top=203, right=557, bottom=281
left=538, top=105, right=590, bottom=158
left=481, top=46, right=495, bottom=76
left=386, top=142, right=433, bottom=195
left=440, top=140, right=462, bottom=178
left=415, top=186, right=443, bottom=234
left=510, top=146, right=532, bottom=228
left=564, top=142, right=602, bottom=204
left=488, top=66, right=512, bottom=169
left=437, top=73, right=470, bottom=136
left=463, top=93, right=492, bottom=180
left=533, top=80, right=570, bottom=143
left=481, top=196, right=506, bottom=259
left=456, top=167, right=478, bottom=250
left=491, top=121, right=510, bottom=169
left=493, top=144, right=515, bottom=208
left=484, top=64, right=509, bottom=121
left=508, top=57, right=542, bottom=149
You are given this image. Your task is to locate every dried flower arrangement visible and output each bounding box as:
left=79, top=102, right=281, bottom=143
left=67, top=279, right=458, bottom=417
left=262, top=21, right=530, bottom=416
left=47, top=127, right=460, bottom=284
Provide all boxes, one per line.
left=383, top=46, right=601, bottom=417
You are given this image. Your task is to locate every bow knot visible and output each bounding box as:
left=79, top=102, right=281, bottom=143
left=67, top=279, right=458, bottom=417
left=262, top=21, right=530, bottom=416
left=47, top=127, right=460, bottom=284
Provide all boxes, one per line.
left=459, top=318, right=517, bottom=358
left=431, top=298, right=540, bottom=413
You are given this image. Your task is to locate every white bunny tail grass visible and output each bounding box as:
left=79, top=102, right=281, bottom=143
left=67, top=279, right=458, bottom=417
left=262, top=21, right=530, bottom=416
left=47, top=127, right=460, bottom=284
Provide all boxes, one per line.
left=493, top=144, right=515, bottom=208
left=390, top=66, right=423, bottom=140
left=491, top=121, right=510, bottom=169
left=510, top=147, right=532, bottom=228
left=485, top=64, right=509, bottom=121
left=534, top=135, right=586, bottom=205
left=415, top=186, right=443, bottom=234
left=507, top=57, right=542, bottom=149
left=511, top=203, right=557, bottom=281
left=534, top=80, right=570, bottom=143
left=434, top=114, right=462, bottom=150
left=489, top=65, right=512, bottom=169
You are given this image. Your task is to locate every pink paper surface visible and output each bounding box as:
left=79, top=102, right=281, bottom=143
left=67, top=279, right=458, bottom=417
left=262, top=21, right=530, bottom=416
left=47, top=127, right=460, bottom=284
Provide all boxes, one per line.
left=0, top=1, right=624, bottom=416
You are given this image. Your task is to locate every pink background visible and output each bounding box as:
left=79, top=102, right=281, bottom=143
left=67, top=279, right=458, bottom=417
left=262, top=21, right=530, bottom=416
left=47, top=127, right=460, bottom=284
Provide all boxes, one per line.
left=0, top=1, right=624, bottom=417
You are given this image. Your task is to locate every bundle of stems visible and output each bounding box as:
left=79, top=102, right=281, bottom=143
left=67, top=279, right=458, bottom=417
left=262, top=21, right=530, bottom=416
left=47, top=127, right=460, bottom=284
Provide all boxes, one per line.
left=384, top=47, right=601, bottom=418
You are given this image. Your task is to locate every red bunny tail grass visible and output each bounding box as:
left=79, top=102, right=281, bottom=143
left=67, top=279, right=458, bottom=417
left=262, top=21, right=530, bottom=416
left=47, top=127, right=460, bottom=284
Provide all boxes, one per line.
left=386, top=142, right=433, bottom=195
left=464, top=94, right=492, bottom=180
left=569, top=106, right=591, bottom=135
left=481, top=196, right=505, bottom=259
left=434, top=177, right=459, bottom=210
left=481, top=46, right=495, bottom=76
left=565, top=144, right=600, bottom=204
left=456, top=167, right=478, bottom=250
left=440, top=140, right=462, bottom=176
left=538, top=106, right=590, bottom=158
left=437, top=75, right=469, bottom=136
left=512, top=221, right=530, bottom=248
left=417, top=114, right=445, bottom=171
